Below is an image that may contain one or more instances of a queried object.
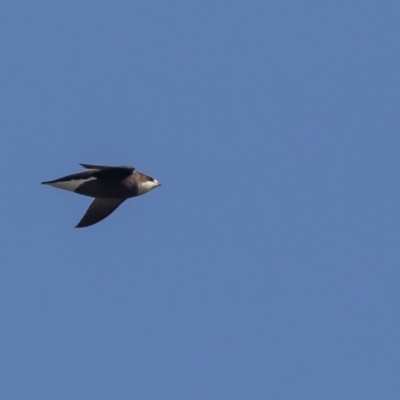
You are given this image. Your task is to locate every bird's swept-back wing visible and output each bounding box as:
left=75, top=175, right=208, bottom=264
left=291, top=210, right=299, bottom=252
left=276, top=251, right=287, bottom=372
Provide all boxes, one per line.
left=80, top=163, right=134, bottom=171
left=76, top=198, right=126, bottom=228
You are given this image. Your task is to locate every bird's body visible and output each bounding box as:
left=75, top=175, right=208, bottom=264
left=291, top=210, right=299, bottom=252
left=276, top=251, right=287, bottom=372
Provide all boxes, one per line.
left=42, top=164, right=161, bottom=228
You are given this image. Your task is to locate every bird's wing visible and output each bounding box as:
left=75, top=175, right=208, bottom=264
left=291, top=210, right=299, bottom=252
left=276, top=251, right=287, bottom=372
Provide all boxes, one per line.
left=75, top=198, right=126, bottom=228
left=80, top=163, right=135, bottom=171
left=79, top=164, right=135, bottom=181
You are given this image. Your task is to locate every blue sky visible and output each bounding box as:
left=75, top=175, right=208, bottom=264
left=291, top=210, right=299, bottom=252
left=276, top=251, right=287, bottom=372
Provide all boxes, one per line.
left=1, top=1, right=399, bottom=399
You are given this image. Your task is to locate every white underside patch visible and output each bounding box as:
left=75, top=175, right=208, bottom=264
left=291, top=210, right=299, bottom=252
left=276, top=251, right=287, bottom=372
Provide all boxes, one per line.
left=48, top=177, right=96, bottom=192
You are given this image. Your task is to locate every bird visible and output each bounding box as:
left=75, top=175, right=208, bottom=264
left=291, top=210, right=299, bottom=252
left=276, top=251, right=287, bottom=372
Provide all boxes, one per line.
left=42, top=163, right=161, bottom=228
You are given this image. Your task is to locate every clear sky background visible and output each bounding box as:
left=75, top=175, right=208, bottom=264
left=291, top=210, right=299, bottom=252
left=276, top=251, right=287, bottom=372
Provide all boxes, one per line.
left=1, top=1, right=399, bottom=399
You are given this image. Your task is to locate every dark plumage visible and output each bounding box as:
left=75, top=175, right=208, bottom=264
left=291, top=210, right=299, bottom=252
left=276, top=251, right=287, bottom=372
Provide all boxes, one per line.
left=42, top=163, right=161, bottom=228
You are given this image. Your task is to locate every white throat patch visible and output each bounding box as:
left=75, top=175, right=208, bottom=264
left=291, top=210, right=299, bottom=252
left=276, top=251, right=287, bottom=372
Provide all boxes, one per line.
left=138, top=180, right=159, bottom=195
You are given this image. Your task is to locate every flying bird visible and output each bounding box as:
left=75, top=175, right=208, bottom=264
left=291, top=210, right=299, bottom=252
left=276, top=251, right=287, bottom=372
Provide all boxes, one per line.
left=42, top=163, right=161, bottom=228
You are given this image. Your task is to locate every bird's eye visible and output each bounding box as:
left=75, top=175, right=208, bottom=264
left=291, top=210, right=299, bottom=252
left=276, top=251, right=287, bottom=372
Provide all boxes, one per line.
left=147, top=177, right=154, bottom=182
